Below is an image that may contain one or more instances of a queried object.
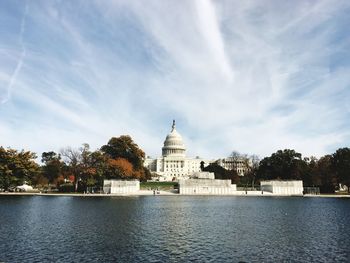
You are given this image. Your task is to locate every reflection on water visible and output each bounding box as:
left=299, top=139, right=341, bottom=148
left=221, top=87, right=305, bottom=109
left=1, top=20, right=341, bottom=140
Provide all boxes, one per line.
left=0, top=196, right=350, bottom=262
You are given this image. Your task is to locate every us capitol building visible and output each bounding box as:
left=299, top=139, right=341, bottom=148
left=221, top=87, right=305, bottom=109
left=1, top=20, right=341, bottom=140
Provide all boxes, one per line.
left=144, top=120, right=251, bottom=181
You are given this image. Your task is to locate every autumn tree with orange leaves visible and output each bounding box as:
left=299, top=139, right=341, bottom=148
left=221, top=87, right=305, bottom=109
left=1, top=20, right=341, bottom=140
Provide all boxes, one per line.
left=106, top=158, right=134, bottom=179
left=101, top=136, right=151, bottom=181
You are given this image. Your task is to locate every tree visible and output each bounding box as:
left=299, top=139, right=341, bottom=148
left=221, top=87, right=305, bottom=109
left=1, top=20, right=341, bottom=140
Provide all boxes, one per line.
left=101, top=136, right=151, bottom=182
left=101, top=136, right=145, bottom=170
left=77, top=144, right=100, bottom=191
left=257, top=149, right=305, bottom=181
left=88, top=150, right=109, bottom=187
left=41, top=151, right=63, bottom=184
left=313, top=155, right=336, bottom=193
left=60, top=145, right=89, bottom=191
left=0, top=147, right=39, bottom=190
left=229, top=150, right=251, bottom=176
left=332, top=148, right=350, bottom=192
left=200, top=161, right=205, bottom=171
left=106, top=158, right=134, bottom=179
left=300, top=156, right=317, bottom=187
left=230, top=151, right=241, bottom=159
left=60, top=144, right=113, bottom=191
left=0, top=147, right=15, bottom=190
left=242, top=155, right=260, bottom=188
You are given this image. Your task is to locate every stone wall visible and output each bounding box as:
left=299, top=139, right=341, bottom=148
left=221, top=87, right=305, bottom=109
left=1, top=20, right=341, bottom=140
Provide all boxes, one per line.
left=179, top=179, right=237, bottom=195
left=260, top=180, right=303, bottom=195
left=103, top=180, right=140, bottom=194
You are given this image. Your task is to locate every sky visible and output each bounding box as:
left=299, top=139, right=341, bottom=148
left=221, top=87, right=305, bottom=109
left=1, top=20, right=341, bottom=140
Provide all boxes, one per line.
left=0, top=0, right=350, bottom=160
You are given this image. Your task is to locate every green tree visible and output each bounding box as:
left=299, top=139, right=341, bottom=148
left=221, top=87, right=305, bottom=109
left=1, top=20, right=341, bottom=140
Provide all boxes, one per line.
left=257, top=149, right=305, bottom=181
left=88, top=150, right=109, bottom=187
left=0, top=147, right=15, bottom=190
left=0, top=147, right=39, bottom=190
left=314, top=155, right=336, bottom=193
left=332, top=148, right=350, bottom=192
left=41, top=151, right=63, bottom=184
left=200, top=161, right=205, bottom=171
left=301, top=156, right=318, bottom=186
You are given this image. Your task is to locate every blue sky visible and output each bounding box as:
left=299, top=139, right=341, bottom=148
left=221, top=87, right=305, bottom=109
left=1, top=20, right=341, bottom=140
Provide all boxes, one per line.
left=0, top=0, right=349, bottom=159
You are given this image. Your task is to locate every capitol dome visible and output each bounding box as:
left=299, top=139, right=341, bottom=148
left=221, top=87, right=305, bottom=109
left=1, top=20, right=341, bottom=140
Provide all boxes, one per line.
left=162, top=120, right=186, bottom=157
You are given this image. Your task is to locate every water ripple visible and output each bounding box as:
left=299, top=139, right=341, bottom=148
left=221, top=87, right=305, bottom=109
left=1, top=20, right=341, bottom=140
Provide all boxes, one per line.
left=0, top=196, right=350, bottom=262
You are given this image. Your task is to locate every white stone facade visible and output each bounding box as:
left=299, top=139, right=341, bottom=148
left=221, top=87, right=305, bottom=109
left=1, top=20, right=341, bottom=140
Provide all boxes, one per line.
left=191, top=171, right=215, bottom=180
left=144, top=121, right=212, bottom=181
left=260, top=180, right=303, bottom=196
left=178, top=172, right=237, bottom=195
left=103, top=180, right=140, bottom=194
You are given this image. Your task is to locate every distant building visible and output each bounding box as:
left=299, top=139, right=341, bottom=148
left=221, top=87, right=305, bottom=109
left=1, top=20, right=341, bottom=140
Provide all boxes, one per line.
left=216, top=156, right=252, bottom=176
left=260, top=180, right=303, bottom=196
left=103, top=180, right=140, bottom=194
left=178, top=171, right=237, bottom=195
left=144, top=121, right=212, bottom=181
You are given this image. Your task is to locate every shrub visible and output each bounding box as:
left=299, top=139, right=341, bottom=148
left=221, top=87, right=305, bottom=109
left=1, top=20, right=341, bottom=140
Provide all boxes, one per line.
left=59, top=183, right=75, bottom=193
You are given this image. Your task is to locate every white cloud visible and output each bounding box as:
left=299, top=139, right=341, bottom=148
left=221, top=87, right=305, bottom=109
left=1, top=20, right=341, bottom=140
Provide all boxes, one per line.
left=194, top=0, right=233, bottom=82
left=0, top=0, right=349, bottom=160
left=1, top=2, right=28, bottom=104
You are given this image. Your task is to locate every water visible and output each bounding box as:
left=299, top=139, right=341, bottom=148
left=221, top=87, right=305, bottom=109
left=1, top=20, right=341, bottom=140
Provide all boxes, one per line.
left=0, top=196, right=349, bottom=262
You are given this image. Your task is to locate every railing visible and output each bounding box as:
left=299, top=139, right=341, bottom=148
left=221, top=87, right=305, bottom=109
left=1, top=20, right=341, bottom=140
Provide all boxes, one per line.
left=303, top=187, right=320, bottom=195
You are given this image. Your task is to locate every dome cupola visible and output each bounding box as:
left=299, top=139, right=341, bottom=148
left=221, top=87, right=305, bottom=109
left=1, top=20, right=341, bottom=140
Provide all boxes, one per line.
left=162, top=120, right=186, bottom=157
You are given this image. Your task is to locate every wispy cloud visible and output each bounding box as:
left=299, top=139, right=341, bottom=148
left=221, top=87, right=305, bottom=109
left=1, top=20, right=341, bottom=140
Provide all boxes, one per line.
left=1, top=1, right=28, bottom=104
left=0, top=0, right=349, bottom=159
left=194, top=0, right=233, bottom=82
